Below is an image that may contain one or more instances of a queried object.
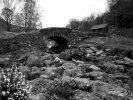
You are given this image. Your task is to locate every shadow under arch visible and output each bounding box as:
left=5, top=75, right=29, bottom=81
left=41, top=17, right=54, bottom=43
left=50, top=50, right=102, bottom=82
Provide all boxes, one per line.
left=48, top=36, right=69, bottom=53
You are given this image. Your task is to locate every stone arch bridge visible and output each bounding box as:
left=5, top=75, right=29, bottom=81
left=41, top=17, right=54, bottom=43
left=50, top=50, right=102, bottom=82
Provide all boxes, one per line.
left=39, top=27, right=84, bottom=45
left=0, top=28, right=91, bottom=54
left=39, top=28, right=86, bottom=53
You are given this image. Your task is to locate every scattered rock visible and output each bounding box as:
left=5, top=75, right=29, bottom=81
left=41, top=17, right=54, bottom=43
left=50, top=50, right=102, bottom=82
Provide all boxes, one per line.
left=0, top=28, right=133, bottom=100
left=26, top=55, right=40, bottom=66
left=62, top=62, right=77, bottom=69
left=44, top=60, right=53, bottom=67
left=63, top=66, right=81, bottom=77
left=0, top=57, right=10, bottom=67
left=89, top=65, right=101, bottom=71
left=86, top=49, right=94, bottom=54
left=103, top=62, right=125, bottom=73
left=89, top=71, right=104, bottom=80
left=96, top=50, right=103, bottom=56
left=29, top=93, right=48, bottom=100
left=73, top=90, right=100, bottom=100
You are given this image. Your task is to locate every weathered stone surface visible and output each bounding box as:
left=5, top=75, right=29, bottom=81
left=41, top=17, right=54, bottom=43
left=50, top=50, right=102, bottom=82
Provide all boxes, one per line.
left=26, top=55, right=40, bottom=66
left=18, top=65, right=30, bottom=72
left=103, top=62, right=125, bottom=73
left=77, top=64, right=92, bottom=73
left=115, top=57, right=133, bottom=67
left=86, top=49, right=94, bottom=54
left=29, top=93, right=48, bottom=100
left=89, top=71, right=104, bottom=80
left=63, top=67, right=81, bottom=77
left=62, top=62, right=77, bottom=69
left=73, top=90, right=100, bottom=100
left=96, top=50, right=103, bottom=56
left=0, top=56, right=10, bottom=67
left=89, top=65, right=101, bottom=71
left=44, top=60, right=53, bottom=67
left=40, top=66, right=64, bottom=79
left=1, top=28, right=133, bottom=100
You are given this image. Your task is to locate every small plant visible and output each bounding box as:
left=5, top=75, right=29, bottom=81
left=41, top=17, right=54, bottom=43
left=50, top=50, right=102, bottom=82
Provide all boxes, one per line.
left=0, top=63, right=29, bottom=100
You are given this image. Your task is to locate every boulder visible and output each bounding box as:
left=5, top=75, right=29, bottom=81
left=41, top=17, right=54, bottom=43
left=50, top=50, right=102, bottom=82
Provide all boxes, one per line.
left=18, top=65, right=30, bottom=72
left=29, top=93, right=48, bottom=100
left=86, top=49, right=94, bottom=54
left=73, top=90, right=100, bottom=100
left=31, top=66, right=39, bottom=73
left=26, top=55, right=40, bottom=66
left=89, top=71, right=104, bottom=80
left=77, top=64, right=92, bottom=73
left=62, top=62, right=77, bottom=69
left=41, top=54, right=53, bottom=60
left=62, top=76, right=127, bottom=98
left=41, top=67, right=64, bottom=79
left=90, top=47, right=98, bottom=52
left=103, top=62, right=125, bottom=73
left=89, top=65, right=101, bottom=71
left=0, top=57, right=10, bottom=67
left=96, top=50, right=103, bottom=56
left=62, top=62, right=82, bottom=77
left=109, top=73, right=130, bottom=83
left=44, top=60, right=53, bottom=67
left=63, top=66, right=81, bottom=77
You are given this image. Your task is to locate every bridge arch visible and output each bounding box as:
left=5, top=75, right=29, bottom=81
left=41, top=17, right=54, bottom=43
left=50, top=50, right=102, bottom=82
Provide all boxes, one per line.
left=39, top=28, right=81, bottom=52
left=48, top=36, right=69, bottom=53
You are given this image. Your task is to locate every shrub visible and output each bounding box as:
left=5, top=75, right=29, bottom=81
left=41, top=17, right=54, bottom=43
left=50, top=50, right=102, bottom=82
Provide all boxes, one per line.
left=0, top=63, right=29, bottom=100
left=59, top=48, right=87, bottom=61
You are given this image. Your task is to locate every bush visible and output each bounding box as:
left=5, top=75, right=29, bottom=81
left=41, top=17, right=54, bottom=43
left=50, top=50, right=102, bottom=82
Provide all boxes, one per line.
left=0, top=63, right=29, bottom=100
left=59, top=48, right=87, bottom=61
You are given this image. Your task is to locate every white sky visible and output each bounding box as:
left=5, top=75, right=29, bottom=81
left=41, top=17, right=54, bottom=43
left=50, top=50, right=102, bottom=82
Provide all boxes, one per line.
left=37, top=0, right=108, bottom=28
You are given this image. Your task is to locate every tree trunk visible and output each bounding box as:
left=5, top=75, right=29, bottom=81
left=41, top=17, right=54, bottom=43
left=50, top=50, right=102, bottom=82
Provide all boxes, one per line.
left=6, top=21, right=11, bottom=31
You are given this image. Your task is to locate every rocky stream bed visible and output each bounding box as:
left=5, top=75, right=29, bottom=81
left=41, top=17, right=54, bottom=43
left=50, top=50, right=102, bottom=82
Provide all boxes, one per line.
left=0, top=29, right=133, bottom=100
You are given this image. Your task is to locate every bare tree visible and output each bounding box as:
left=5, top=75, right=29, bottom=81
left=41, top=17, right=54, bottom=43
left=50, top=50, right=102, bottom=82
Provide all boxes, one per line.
left=0, top=0, right=22, bottom=31
left=14, top=0, right=42, bottom=32
left=13, top=13, right=23, bottom=32
left=66, top=19, right=81, bottom=30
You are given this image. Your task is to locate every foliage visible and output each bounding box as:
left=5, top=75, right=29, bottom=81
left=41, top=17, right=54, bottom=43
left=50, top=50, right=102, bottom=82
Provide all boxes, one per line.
left=67, top=0, right=133, bottom=31
left=106, top=0, right=133, bottom=28
left=0, top=63, right=29, bottom=100
left=66, top=19, right=81, bottom=30
left=66, top=13, right=105, bottom=32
